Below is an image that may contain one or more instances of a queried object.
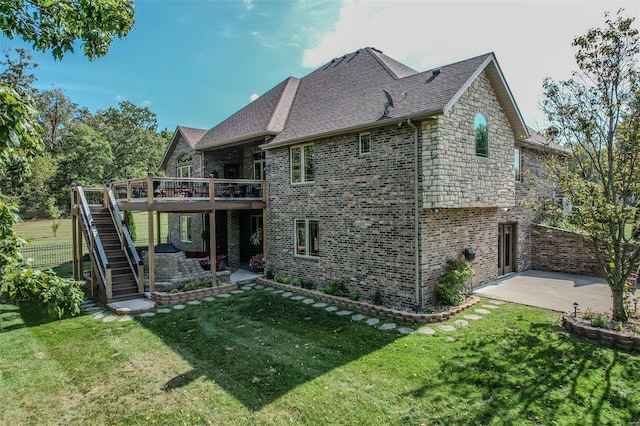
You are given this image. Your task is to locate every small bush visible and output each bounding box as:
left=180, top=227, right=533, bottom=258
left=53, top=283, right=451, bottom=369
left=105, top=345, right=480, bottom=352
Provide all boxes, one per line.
left=201, top=278, right=215, bottom=288
left=435, top=259, right=474, bottom=306
left=266, top=269, right=275, bottom=280
left=183, top=278, right=201, bottom=292
left=324, top=280, right=346, bottom=296
left=583, top=310, right=609, bottom=329
left=290, top=278, right=302, bottom=287
left=301, top=279, right=315, bottom=290
left=349, top=291, right=359, bottom=301
left=274, top=272, right=291, bottom=284
left=373, top=287, right=383, bottom=305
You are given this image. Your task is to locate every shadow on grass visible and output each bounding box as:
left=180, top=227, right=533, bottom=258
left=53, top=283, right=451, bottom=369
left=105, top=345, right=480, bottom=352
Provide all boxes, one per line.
left=404, top=321, right=640, bottom=425
left=136, top=289, right=400, bottom=411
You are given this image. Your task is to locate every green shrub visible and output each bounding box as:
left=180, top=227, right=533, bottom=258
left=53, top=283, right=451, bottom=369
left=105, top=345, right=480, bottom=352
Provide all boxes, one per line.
left=324, top=280, right=346, bottom=296
left=373, top=287, right=383, bottom=305
left=266, top=269, right=274, bottom=280
left=349, top=291, right=359, bottom=301
left=274, top=272, right=291, bottom=284
left=201, top=278, right=215, bottom=288
left=301, top=279, right=315, bottom=290
left=583, top=310, right=609, bottom=329
left=183, top=278, right=201, bottom=292
left=290, top=278, right=302, bottom=287
left=435, top=259, right=474, bottom=306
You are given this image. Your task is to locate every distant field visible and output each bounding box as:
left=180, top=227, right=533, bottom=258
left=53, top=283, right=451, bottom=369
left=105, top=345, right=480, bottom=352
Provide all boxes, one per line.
left=15, top=212, right=169, bottom=245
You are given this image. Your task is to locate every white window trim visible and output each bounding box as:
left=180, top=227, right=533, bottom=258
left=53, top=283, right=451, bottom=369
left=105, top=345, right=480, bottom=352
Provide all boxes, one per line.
left=290, top=143, right=314, bottom=184
left=359, top=132, right=371, bottom=155
left=177, top=164, right=192, bottom=178
left=294, top=218, right=319, bottom=258
left=514, top=148, right=522, bottom=182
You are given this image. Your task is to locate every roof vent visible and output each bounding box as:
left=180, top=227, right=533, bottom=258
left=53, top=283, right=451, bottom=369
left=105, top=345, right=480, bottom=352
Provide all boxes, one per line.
left=425, top=68, right=441, bottom=83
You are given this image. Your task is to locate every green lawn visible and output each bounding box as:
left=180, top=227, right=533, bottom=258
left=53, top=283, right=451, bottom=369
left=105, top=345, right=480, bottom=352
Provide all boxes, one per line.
left=1, top=290, right=638, bottom=425
left=15, top=212, right=169, bottom=245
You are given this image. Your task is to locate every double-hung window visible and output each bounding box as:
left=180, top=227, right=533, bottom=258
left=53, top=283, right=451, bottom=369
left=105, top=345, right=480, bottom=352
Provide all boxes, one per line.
left=295, top=218, right=319, bottom=257
left=359, top=132, right=371, bottom=155
left=291, top=144, right=314, bottom=183
left=514, top=148, right=521, bottom=182
left=177, top=152, right=193, bottom=178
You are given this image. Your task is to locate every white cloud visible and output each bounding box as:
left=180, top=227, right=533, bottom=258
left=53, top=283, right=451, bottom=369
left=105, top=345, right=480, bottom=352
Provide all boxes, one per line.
left=244, top=0, right=254, bottom=11
left=142, top=100, right=152, bottom=107
left=115, top=94, right=125, bottom=102
left=250, top=93, right=260, bottom=101
left=301, top=0, right=640, bottom=128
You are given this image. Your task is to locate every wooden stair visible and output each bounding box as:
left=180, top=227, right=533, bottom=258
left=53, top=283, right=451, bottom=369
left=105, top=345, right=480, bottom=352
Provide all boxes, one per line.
left=91, top=207, right=140, bottom=302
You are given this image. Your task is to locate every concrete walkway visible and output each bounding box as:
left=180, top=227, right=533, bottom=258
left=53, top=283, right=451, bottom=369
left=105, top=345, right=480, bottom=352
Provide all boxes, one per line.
left=473, top=270, right=615, bottom=313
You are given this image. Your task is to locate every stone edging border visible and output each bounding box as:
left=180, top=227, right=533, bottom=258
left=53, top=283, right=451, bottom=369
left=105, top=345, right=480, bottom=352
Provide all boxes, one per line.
left=256, top=277, right=479, bottom=324
left=562, top=314, right=640, bottom=353
left=151, top=283, right=239, bottom=306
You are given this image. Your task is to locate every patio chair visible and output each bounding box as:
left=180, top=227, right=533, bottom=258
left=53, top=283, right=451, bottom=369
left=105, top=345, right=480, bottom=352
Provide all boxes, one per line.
left=627, top=264, right=640, bottom=290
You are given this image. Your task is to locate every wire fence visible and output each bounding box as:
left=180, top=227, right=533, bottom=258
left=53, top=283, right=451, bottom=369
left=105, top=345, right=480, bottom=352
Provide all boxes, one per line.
left=22, top=237, right=166, bottom=269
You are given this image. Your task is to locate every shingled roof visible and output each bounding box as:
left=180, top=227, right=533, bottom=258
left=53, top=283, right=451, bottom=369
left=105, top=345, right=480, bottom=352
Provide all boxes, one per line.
left=193, top=47, right=530, bottom=151
left=160, top=125, right=207, bottom=169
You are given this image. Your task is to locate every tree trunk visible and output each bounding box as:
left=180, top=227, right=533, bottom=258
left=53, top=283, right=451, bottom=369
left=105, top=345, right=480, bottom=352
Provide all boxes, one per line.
left=611, top=283, right=628, bottom=322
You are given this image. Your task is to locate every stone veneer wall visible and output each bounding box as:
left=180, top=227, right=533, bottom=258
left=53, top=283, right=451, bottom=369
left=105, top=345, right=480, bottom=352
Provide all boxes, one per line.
left=267, top=125, right=419, bottom=310
left=530, top=224, right=603, bottom=277
left=422, top=71, right=515, bottom=209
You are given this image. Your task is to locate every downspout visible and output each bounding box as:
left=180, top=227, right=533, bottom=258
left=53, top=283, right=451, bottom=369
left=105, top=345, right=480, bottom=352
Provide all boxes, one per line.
left=406, top=118, right=420, bottom=309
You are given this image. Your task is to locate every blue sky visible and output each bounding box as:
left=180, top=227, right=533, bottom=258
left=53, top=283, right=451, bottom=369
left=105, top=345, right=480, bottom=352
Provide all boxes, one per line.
left=1, top=0, right=638, bottom=132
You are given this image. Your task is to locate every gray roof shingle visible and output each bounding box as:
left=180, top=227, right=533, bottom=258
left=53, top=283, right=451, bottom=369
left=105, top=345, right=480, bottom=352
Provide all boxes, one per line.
left=192, top=47, right=530, bottom=151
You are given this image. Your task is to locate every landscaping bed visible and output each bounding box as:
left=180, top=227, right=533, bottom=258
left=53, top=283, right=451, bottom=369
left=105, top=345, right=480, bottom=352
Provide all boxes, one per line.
left=257, top=277, right=479, bottom=324
left=563, top=312, right=640, bottom=353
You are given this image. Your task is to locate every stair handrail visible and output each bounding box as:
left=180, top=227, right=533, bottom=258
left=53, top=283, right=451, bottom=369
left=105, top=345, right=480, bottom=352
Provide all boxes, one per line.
left=75, top=186, right=112, bottom=297
left=105, top=185, right=144, bottom=292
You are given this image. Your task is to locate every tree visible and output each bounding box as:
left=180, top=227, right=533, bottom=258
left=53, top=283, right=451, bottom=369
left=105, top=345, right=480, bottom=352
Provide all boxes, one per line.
left=0, top=0, right=135, bottom=319
left=34, top=88, right=79, bottom=154
left=0, top=0, right=134, bottom=60
left=541, top=11, right=640, bottom=321
left=93, top=100, right=170, bottom=179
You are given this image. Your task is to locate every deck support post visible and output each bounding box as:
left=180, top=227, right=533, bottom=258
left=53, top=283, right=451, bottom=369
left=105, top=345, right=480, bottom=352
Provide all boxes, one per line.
left=147, top=173, right=155, bottom=293
left=209, top=211, right=216, bottom=281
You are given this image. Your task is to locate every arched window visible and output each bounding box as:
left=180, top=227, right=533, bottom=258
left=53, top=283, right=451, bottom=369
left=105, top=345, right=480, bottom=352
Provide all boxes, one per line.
left=474, top=113, right=488, bottom=157
left=177, top=152, right=193, bottom=177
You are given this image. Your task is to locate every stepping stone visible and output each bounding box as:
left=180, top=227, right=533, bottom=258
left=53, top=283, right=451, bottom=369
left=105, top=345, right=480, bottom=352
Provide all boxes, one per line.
left=84, top=307, right=102, bottom=314
left=482, top=304, right=500, bottom=309
left=438, top=324, right=456, bottom=332
left=488, top=300, right=505, bottom=305
left=366, top=318, right=380, bottom=326
left=92, top=313, right=105, bottom=320
left=118, top=315, right=133, bottom=322
left=445, top=336, right=456, bottom=342
left=380, top=323, right=396, bottom=331
left=202, top=297, right=215, bottom=302
left=398, top=327, right=414, bottom=335
left=282, top=292, right=293, bottom=297
left=351, top=314, right=366, bottom=321
left=272, top=289, right=284, bottom=294
left=312, top=302, right=328, bottom=308
left=336, top=310, right=352, bottom=316
left=475, top=309, right=491, bottom=315
left=187, top=300, right=201, bottom=305
left=454, top=319, right=469, bottom=327
left=138, top=312, right=155, bottom=317
left=464, top=314, right=482, bottom=320
left=263, top=287, right=274, bottom=291
left=290, top=295, right=304, bottom=301
left=173, top=304, right=186, bottom=310
left=325, top=306, right=338, bottom=312
left=242, top=285, right=254, bottom=290
left=217, top=294, right=231, bottom=298
left=302, top=298, right=315, bottom=304
left=157, top=308, right=172, bottom=314
left=417, top=326, right=435, bottom=335
left=231, top=290, right=244, bottom=294
left=103, top=316, right=117, bottom=322
left=254, top=285, right=265, bottom=289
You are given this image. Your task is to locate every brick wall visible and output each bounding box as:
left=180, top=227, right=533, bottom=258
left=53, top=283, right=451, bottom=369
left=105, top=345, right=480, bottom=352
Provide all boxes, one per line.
left=266, top=125, right=418, bottom=309
left=530, top=224, right=603, bottom=276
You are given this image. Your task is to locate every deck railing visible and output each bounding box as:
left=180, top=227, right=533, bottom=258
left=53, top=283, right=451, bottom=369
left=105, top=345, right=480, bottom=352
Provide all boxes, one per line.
left=111, top=176, right=265, bottom=203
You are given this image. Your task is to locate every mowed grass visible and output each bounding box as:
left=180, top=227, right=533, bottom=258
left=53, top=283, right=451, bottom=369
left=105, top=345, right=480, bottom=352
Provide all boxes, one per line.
left=15, top=212, right=169, bottom=245
left=1, top=290, right=639, bottom=425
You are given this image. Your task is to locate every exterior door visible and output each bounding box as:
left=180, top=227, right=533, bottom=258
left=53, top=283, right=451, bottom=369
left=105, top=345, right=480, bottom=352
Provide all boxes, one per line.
left=498, top=224, right=515, bottom=276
